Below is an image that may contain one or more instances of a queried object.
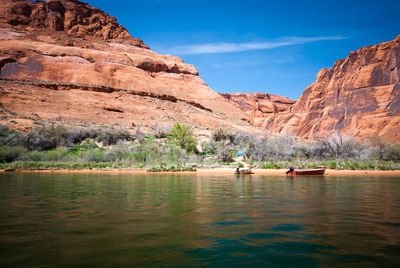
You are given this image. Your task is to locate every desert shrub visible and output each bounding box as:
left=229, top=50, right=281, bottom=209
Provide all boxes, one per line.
left=151, top=122, right=171, bottom=139
left=216, top=145, right=233, bottom=162
left=25, top=122, right=68, bottom=150
left=96, top=127, right=133, bottom=146
left=212, top=128, right=236, bottom=143
left=78, top=148, right=107, bottom=162
left=0, top=125, right=16, bottom=145
left=246, top=135, right=298, bottom=161
left=63, top=126, right=92, bottom=145
left=371, top=137, right=386, bottom=160
left=21, top=122, right=101, bottom=150
left=161, top=144, right=189, bottom=164
left=383, top=143, right=400, bottom=161
left=103, top=144, right=131, bottom=162
left=18, top=147, right=72, bottom=162
left=292, top=142, right=313, bottom=159
left=0, top=125, right=30, bottom=148
left=131, top=140, right=162, bottom=163
left=67, top=142, right=99, bottom=155
left=40, top=147, right=72, bottom=161
left=187, top=153, right=202, bottom=163
left=313, top=132, right=361, bottom=160
left=0, top=146, right=27, bottom=162
left=261, top=161, right=277, bottom=169
left=134, top=125, right=145, bottom=142
left=233, top=131, right=254, bottom=147
left=200, top=140, right=216, bottom=155
left=169, top=123, right=197, bottom=153
left=21, top=121, right=133, bottom=150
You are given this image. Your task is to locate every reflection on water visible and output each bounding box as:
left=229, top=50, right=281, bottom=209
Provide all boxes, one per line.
left=1, top=173, right=400, bottom=266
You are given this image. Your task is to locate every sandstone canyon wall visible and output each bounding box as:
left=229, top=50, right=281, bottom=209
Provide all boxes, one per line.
left=263, top=35, right=400, bottom=142
left=223, top=36, right=400, bottom=142
left=1, top=0, right=399, bottom=142
left=0, top=0, right=252, bottom=132
left=220, top=93, right=295, bottom=127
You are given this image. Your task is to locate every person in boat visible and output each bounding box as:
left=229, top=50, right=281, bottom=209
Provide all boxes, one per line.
left=235, top=167, right=240, bottom=174
left=286, top=167, right=295, bottom=175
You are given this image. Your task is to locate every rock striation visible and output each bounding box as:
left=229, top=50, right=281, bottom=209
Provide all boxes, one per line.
left=0, top=0, right=251, bottom=132
left=0, top=0, right=148, bottom=47
left=264, top=35, right=400, bottom=142
left=220, top=93, right=295, bottom=127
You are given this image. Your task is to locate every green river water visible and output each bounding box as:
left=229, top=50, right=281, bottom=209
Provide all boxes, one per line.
left=0, top=173, right=399, bottom=267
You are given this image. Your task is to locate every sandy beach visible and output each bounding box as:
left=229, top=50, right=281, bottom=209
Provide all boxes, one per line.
left=2, top=168, right=400, bottom=176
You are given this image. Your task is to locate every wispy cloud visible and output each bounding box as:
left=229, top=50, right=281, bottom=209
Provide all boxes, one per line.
left=164, top=36, right=348, bottom=55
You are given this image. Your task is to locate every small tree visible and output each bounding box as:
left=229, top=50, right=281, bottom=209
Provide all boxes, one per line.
left=169, top=123, right=197, bottom=153
left=371, top=137, right=387, bottom=160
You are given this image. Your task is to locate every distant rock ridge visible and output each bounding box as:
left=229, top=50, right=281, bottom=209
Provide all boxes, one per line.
left=220, top=92, right=295, bottom=127
left=0, top=0, right=148, bottom=48
left=264, top=34, right=400, bottom=142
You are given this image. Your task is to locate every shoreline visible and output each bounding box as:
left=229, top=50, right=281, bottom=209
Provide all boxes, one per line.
left=1, top=168, right=400, bottom=176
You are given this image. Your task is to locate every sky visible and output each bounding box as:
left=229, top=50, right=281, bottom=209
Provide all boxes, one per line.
left=85, top=0, right=400, bottom=99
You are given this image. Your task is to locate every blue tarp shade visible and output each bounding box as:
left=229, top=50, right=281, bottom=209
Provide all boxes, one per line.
left=237, top=149, right=246, bottom=156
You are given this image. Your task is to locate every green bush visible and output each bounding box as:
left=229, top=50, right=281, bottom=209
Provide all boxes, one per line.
left=169, top=123, right=197, bottom=153
left=18, top=147, right=72, bottom=162
left=104, top=144, right=131, bottom=161
left=147, top=165, right=196, bottom=172
left=261, top=161, right=282, bottom=169
left=131, top=140, right=162, bottom=163
left=78, top=148, right=107, bottom=162
left=0, top=146, right=27, bottom=163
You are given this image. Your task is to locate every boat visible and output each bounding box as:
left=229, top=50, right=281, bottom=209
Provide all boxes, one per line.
left=235, top=168, right=254, bottom=175
left=286, top=168, right=325, bottom=176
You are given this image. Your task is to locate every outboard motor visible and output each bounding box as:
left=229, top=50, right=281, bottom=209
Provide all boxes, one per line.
left=286, top=167, right=295, bottom=175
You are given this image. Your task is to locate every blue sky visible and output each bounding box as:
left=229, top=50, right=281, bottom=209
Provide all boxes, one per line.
left=86, top=0, right=400, bottom=99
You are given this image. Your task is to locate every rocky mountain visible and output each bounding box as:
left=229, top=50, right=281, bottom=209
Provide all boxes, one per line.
left=264, top=35, right=400, bottom=142
left=0, top=0, right=148, bottom=47
left=220, top=93, right=295, bottom=127
left=0, top=0, right=252, bottom=133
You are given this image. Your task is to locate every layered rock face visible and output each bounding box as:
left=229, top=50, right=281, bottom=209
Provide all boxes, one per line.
left=0, top=0, right=148, bottom=47
left=265, top=35, right=400, bottom=142
left=220, top=93, right=295, bottom=127
left=0, top=0, right=251, bottom=132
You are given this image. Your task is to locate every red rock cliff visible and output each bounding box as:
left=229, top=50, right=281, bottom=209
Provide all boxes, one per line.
left=220, top=93, right=295, bottom=127
left=0, top=0, right=148, bottom=47
left=0, top=0, right=251, bottom=132
left=264, top=35, right=400, bottom=142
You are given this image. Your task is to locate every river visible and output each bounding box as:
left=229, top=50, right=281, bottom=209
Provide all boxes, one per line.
left=1, top=173, right=399, bottom=266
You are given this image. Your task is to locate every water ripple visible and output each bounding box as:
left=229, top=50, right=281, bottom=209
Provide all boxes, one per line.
left=0, top=173, right=400, bottom=266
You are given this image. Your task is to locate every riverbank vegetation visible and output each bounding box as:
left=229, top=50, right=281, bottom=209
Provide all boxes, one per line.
left=1, top=121, right=399, bottom=171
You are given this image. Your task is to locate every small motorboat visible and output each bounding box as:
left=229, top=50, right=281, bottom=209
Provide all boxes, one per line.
left=286, top=167, right=325, bottom=176
left=235, top=168, right=254, bottom=175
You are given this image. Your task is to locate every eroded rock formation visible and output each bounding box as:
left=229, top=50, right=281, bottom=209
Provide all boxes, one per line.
left=265, top=35, right=400, bottom=142
left=0, top=0, right=252, bottom=133
left=220, top=93, right=295, bottom=127
left=0, top=0, right=148, bottom=47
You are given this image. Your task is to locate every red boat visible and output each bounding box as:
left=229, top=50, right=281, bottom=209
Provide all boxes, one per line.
left=287, top=168, right=325, bottom=176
